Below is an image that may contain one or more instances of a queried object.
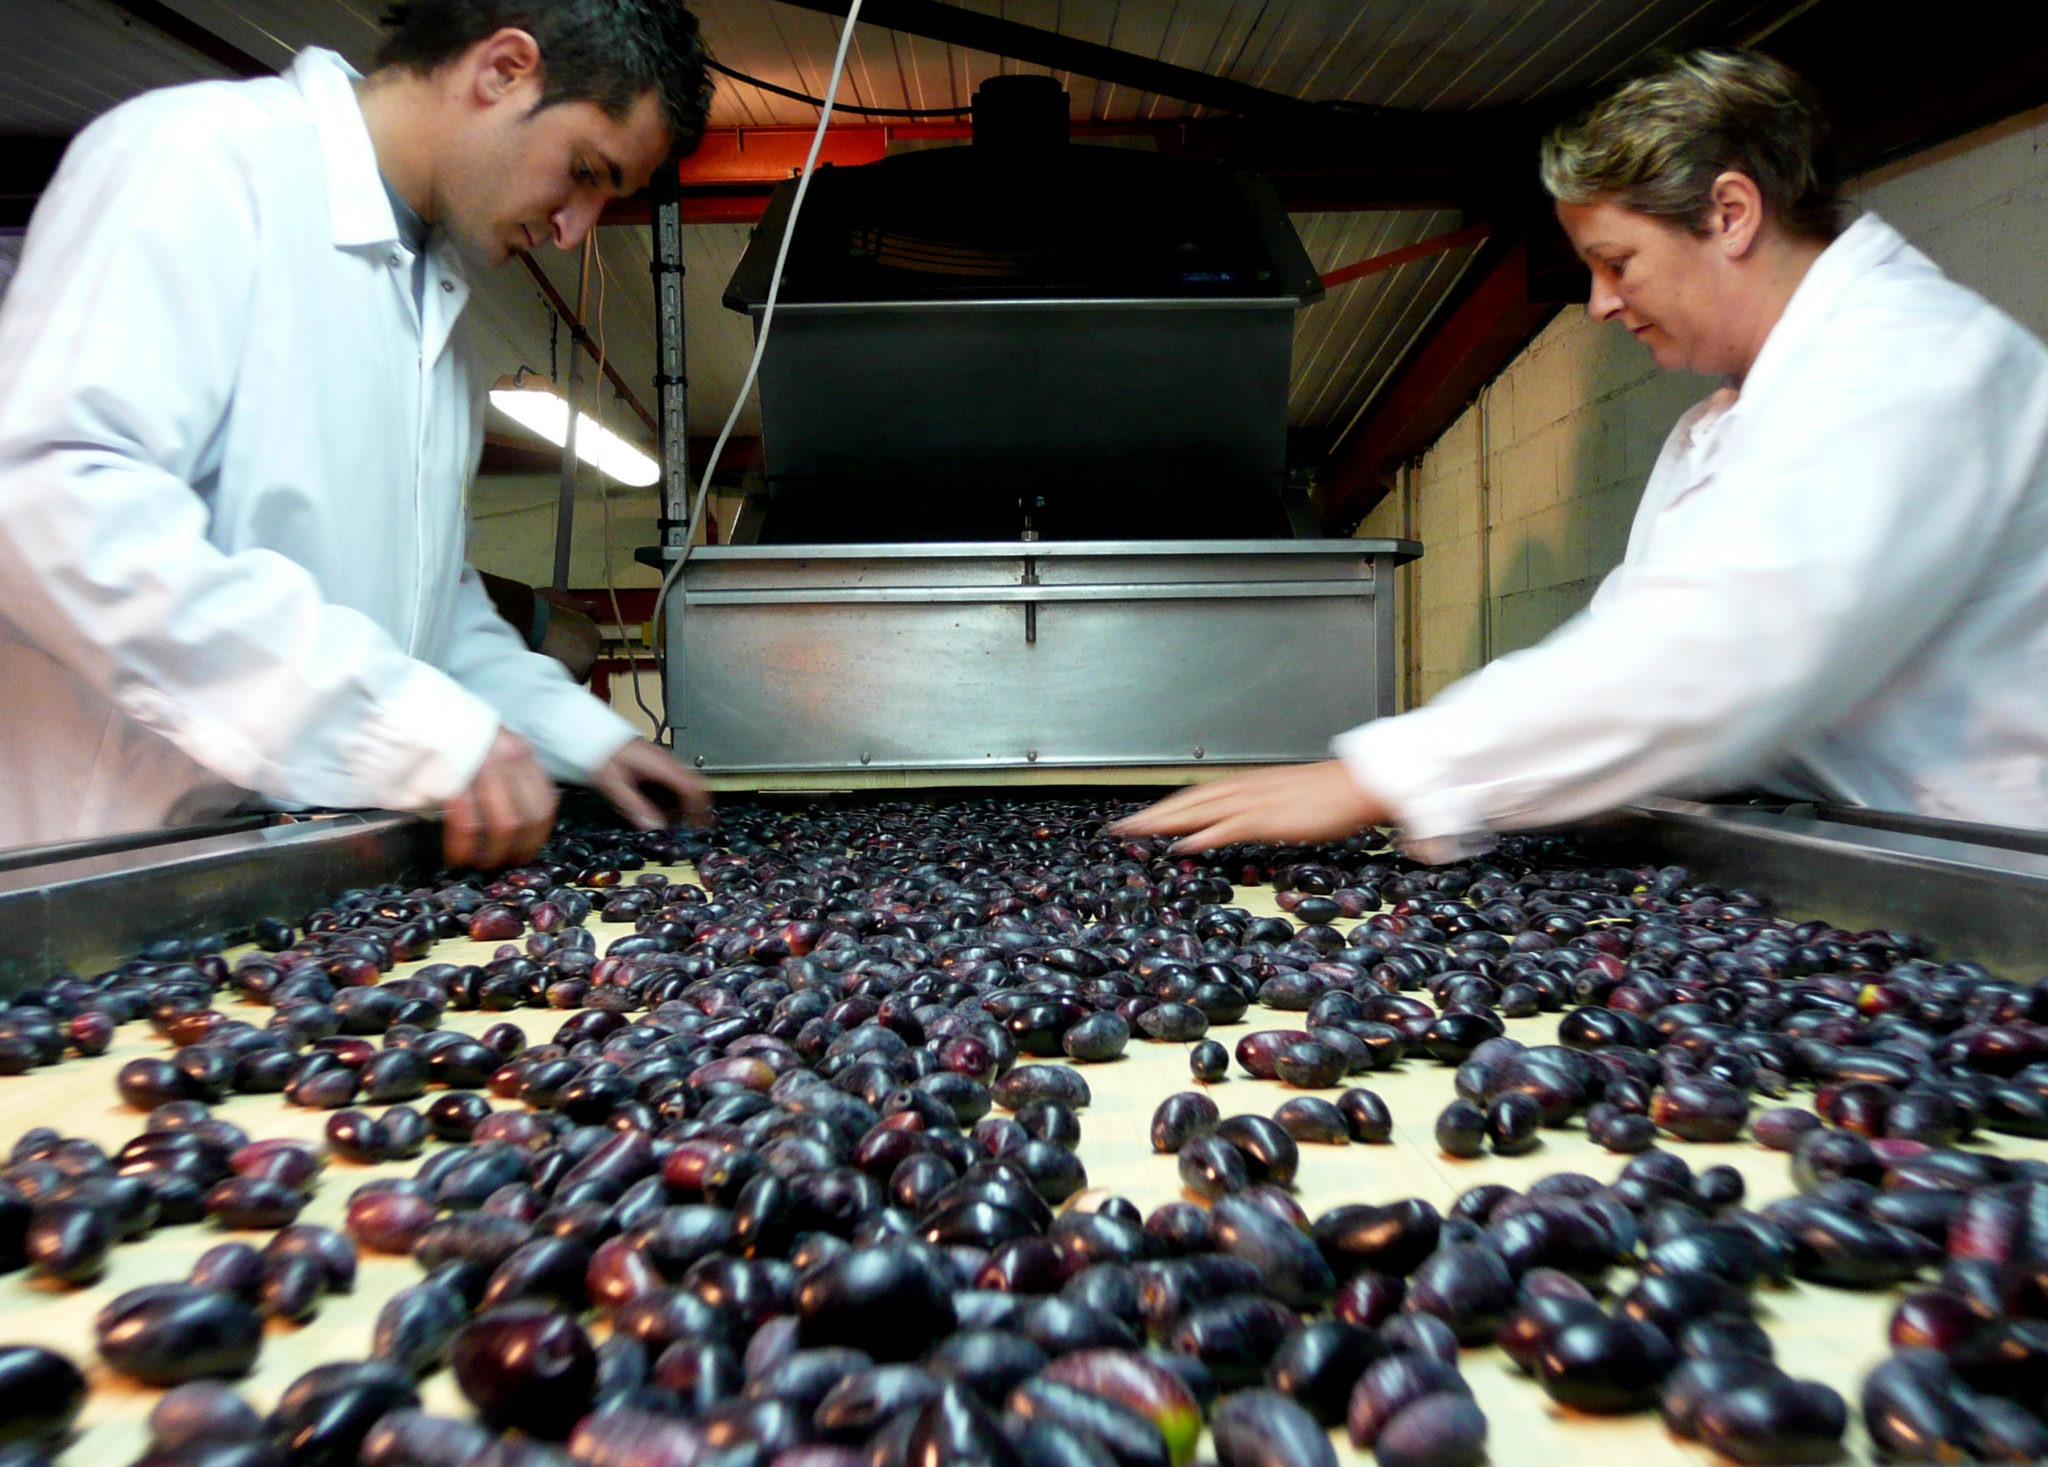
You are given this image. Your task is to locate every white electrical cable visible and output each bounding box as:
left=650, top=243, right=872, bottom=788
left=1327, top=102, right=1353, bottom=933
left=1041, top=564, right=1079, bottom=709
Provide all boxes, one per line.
left=649, top=0, right=866, bottom=743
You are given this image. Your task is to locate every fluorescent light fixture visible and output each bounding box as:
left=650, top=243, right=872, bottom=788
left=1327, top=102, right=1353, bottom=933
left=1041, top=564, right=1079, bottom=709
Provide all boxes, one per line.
left=489, top=373, right=659, bottom=487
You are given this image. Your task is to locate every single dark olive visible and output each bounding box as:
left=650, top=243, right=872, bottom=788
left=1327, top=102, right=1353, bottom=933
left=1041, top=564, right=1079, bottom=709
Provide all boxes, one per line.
left=371, top=1283, right=469, bottom=1378
left=1332, top=1271, right=1406, bottom=1329
left=268, top=1360, right=420, bottom=1467
left=189, top=1242, right=265, bottom=1302
left=1150, top=1093, right=1220, bottom=1155
left=1402, top=1243, right=1516, bottom=1345
left=1211, top=1197, right=1335, bottom=1311
left=204, top=1177, right=304, bottom=1231
left=25, top=1198, right=113, bottom=1286
left=1485, top=1092, right=1542, bottom=1156
left=1372, top=1392, right=1488, bottom=1467
left=1267, top=1320, right=1385, bottom=1426
left=1006, top=1377, right=1170, bottom=1467
left=1651, top=1079, right=1752, bottom=1143
left=1535, top=1314, right=1678, bottom=1414
left=259, top=1255, right=326, bottom=1324
left=1209, top=1387, right=1339, bottom=1467
left=356, top=1410, right=492, bottom=1467
left=1434, top=1100, right=1486, bottom=1160
left=1176, top=1136, right=1249, bottom=1201
left=146, top=1380, right=264, bottom=1452
left=1693, top=1374, right=1847, bottom=1464
left=1272, top=1097, right=1350, bottom=1146
left=96, top=1284, right=264, bottom=1385
left=1495, top=1295, right=1606, bottom=1373
left=1189, top=1041, right=1229, bottom=1084
left=795, top=1242, right=957, bottom=1362
left=1168, top=1294, right=1298, bottom=1391
left=449, top=1304, right=596, bottom=1439
left=0, top=1345, right=86, bottom=1446
left=1274, top=1041, right=1346, bottom=1091
left=1345, top=1353, right=1470, bottom=1449
left=1336, top=1088, right=1392, bottom=1144
left=1213, top=1115, right=1298, bottom=1188
left=1063, top=1013, right=1129, bottom=1063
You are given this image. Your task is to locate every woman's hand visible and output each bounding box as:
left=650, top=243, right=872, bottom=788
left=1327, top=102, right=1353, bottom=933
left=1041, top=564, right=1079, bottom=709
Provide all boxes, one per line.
left=1109, top=760, right=1389, bottom=851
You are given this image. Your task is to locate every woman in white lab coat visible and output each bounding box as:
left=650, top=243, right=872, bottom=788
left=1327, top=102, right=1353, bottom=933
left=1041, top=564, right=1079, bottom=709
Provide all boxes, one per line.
left=1121, top=49, right=2048, bottom=857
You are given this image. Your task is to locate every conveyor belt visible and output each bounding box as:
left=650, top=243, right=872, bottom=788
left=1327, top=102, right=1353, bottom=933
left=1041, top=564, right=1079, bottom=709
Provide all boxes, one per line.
left=0, top=867, right=1958, bottom=1467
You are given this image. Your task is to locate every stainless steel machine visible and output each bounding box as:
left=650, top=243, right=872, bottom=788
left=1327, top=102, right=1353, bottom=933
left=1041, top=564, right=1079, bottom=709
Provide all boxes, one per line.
left=654, top=76, right=1419, bottom=781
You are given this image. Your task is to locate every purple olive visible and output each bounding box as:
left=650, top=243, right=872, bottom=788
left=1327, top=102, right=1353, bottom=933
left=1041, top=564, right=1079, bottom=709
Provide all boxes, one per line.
left=1535, top=1314, right=1678, bottom=1414
left=1336, top=1088, right=1392, bottom=1144
left=96, top=1284, right=263, bottom=1385
left=1189, top=1041, right=1229, bottom=1083
left=1694, top=1375, right=1847, bottom=1464
left=450, top=1304, right=596, bottom=1439
left=1373, top=1392, right=1488, bottom=1467
left=0, top=1345, right=86, bottom=1446
left=1434, top=1100, right=1485, bottom=1159
left=1210, top=1387, right=1338, bottom=1467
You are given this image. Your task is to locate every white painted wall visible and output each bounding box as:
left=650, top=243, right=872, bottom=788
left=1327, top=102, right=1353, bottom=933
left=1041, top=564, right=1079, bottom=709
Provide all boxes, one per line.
left=1358, top=102, right=2048, bottom=709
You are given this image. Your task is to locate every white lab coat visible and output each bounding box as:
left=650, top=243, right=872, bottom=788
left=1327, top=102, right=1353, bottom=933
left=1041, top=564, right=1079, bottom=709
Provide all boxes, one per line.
left=1335, top=212, right=2048, bottom=860
left=0, top=48, right=637, bottom=847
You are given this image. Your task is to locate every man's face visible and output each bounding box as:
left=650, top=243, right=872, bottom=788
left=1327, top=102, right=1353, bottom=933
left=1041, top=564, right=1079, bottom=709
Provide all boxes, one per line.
left=1557, top=197, right=1740, bottom=377
left=439, top=81, right=670, bottom=266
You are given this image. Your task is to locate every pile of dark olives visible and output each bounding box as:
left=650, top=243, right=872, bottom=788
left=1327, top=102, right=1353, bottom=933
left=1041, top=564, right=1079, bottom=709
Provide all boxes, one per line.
left=13, top=796, right=2048, bottom=1466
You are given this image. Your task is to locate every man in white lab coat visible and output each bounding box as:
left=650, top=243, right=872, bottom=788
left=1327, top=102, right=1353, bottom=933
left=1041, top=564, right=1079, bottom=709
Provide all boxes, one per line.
left=0, top=0, right=714, bottom=866
left=1120, top=49, right=2048, bottom=857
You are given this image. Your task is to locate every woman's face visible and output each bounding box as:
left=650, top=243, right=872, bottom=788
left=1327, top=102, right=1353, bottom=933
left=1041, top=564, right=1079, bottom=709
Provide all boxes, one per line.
left=1556, top=197, right=1747, bottom=377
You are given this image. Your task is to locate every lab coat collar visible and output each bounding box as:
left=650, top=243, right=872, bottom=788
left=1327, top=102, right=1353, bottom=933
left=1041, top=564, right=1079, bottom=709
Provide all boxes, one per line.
left=289, top=47, right=401, bottom=251
left=1738, top=213, right=1913, bottom=411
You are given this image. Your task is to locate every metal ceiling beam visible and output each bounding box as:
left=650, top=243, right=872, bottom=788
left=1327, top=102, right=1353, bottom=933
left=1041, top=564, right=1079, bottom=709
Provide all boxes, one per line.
left=103, top=0, right=268, bottom=78
left=771, top=0, right=1331, bottom=125
left=1318, top=236, right=1560, bottom=530
left=1321, top=223, right=1491, bottom=290
left=596, top=113, right=1503, bottom=227
left=516, top=252, right=658, bottom=435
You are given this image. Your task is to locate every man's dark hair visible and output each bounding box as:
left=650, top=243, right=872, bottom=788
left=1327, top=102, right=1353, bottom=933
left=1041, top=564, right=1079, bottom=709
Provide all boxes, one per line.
left=375, top=1, right=713, bottom=155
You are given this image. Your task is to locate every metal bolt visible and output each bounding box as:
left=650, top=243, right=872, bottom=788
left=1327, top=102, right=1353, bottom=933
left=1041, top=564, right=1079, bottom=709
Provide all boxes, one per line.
left=692, top=754, right=705, bottom=768
left=860, top=752, right=872, bottom=765
left=1026, top=750, right=1039, bottom=763
left=1193, top=746, right=1206, bottom=759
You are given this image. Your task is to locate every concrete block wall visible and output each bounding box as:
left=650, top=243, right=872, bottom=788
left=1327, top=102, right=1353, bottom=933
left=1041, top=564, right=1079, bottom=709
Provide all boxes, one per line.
left=1359, top=100, right=2048, bottom=712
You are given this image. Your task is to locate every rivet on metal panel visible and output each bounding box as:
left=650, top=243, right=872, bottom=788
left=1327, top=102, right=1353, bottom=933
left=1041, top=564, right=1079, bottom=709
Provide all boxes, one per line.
left=1194, top=746, right=1206, bottom=759
left=1026, top=750, right=1039, bottom=763
left=860, top=752, right=872, bottom=765
left=693, top=754, right=705, bottom=768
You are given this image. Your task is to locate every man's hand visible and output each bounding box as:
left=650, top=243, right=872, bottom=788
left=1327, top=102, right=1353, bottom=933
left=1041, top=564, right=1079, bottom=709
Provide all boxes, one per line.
left=443, top=728, right=558, bottom=869
left=1109, top=760, right=1390, bottom=852
left=589, top=738, right=714, bottom=831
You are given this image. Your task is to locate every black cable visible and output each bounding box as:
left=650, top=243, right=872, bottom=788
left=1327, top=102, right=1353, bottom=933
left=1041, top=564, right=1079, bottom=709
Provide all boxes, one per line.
left=707, top=56, right=975, bottom=117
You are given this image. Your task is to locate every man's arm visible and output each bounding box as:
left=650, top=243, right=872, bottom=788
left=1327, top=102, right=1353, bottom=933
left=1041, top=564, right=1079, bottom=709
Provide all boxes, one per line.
left=0, top=107, right=502, bottom=814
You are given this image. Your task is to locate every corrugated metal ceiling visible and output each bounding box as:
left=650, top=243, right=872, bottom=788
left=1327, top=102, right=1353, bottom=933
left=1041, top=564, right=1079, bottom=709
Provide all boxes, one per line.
left=2, top=0, right=1786, bottom=479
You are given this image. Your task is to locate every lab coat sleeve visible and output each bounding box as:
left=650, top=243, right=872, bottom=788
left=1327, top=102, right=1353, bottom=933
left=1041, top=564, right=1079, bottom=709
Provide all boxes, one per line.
left=1333, top=301, right=2046, bottom=858
left=437, top=565, right=639, bottom=783
left=0, top=108, right=502, bottom=811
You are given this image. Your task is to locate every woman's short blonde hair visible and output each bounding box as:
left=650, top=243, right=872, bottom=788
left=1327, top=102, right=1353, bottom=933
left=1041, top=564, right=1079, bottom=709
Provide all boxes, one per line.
left=1540, top=49, right=1841, bottom=243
